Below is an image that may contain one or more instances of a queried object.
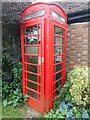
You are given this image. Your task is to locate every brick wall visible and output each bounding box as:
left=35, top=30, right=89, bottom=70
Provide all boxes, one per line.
left=66, top=22, right=88, bottom=72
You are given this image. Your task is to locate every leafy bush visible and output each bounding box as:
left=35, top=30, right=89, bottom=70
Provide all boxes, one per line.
left=2, top=55, right=13, bottom=82
left=44, top=101, right=89, bottom=119
left=68, top=65, right=89, bottom=105
left=53, top=81, right=72, bottom=111
left=44, top=77, right=89, bottom=119
left=2, top=61, right=28, bottom=107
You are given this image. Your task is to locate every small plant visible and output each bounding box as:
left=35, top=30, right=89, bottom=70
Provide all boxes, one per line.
left=2, top=55, right=13, bottom=82
left=2, top=61, right=28, bottom=107
left=53, top=81, right=72, bottom=111
left=44, top=101, right=89, bottom=119
left=44, top=76, right=89, bottom=119
left=68, top=65, right=89, bottom=105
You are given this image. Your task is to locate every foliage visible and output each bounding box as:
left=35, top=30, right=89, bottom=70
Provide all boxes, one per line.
left=2, top=55, right=13, bottom=82
left=2, top=61, right=28, bottom=107
left=44, top=101, right=89, bottom=119
left=68, top=65, right=89, bottom=105
left=53, top=81, right=72, bottom=111
left=44, top=78, right=89, bottom=119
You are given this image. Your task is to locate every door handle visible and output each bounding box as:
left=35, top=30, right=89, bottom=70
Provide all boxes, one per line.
left=42, top=57, right=44, bottom=63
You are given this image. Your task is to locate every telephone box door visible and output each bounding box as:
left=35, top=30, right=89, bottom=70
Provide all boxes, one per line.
left=21, top=19, right=44, bottom=113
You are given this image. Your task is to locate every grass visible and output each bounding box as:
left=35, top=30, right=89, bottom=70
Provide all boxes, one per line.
left=2, top=105, right=27, bottom=118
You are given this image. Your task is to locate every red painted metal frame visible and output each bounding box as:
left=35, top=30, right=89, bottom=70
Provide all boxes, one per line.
left=20, top=2, right=67, bottom=114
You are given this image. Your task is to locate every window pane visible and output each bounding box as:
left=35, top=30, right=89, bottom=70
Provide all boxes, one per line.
left=55, top=80, right=62, bottom=89
left=56, top=64, right=62, bottom=72
left=26, top=36, right=37, bottom=44
left=39, top=24, right=41, bottom=34
left=26, top=25, right=37, bottom=35
left=28, top=90, right=38, bottom=100
left=56, top=56, right=62, bottom=62
left=56, top=46, right=62, bottom=54
left=56, top=72, right=62, bottom=80
left=26, top=56, right=37, bottom=64
left=27, top=65, right=37, bottom=73
left=27, top=73, right=37, bottom=82
left=27, top=81, right=37, bottom=91
left=52, top=11, right=65, bottom=22
left=23, top=9, right=45, bottom=20
left=39, top=36, right=41, bottom=44
left=56, top=26, right=63, bottom=36
left=26, top=46, right=37, bottom=54
left=56, top=37, right=63, bottom=44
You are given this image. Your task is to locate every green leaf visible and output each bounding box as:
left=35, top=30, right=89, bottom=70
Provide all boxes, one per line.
left=14, top=91, right=18, bottom=95
left=53, top=114, right=56, bottom=118
left=63, top=104, right=68, bottom=110
left=75, top=112, right=81, bottom=118
left=50, top=109, right=54, bottom=113
left=58, top=114, right=64, bottom=118
left=24, top=94, right=28, bottom=99
left=7, top=100, right=13, bottom=105
left=60, top=101, right=65, bottom=107
left=67, top=101, right=72, bottom=107
left=13, top=102, right=18, bottom=107
left=3, top=99, right=7, bottom=107
left=61, top=110, right=67, bottom=116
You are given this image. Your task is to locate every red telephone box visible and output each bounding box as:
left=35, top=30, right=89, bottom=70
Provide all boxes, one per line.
left=20, top=2, right=67, bottom=113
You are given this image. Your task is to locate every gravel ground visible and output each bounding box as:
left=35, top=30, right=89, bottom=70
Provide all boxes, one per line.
left=23, top=106, right=43, bottom=119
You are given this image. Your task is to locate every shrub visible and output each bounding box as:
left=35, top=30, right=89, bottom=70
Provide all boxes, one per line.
left=53, top=81, right=72, bottom=111
left=68, top=65, right=89, bottom=105
left=2, top=55, right=13, bottom=82
left=2, top=61, right=28, bottom=107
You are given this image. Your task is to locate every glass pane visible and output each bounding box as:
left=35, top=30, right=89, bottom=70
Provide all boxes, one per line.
left=23, top=9, right=45, bottom=21
left=39, top=36, right=41, bottom=44
left=39, top=66, right=41, bottom=74
left=53, top=56, right=56, bottom=64
left=55, top=80, right=62, bottom=89
left=56, top=56, right=62, bottom=62
left=26, top=46, right=37, bottom=54
left=24, top=64, right=26, bottom=70
left=53, top=66, right=56, bottom=73
left=39, top=76, right=40, bottom=84
left=39, top=24, right=41, bottom=34
left=56, top=64, right=62, bottom=72
left=27, top=65, right=37, bottom=73
left=56, top=37, right=63, bottom=44
left=56, top=26, right=63, bottom=36
left=27, top=81, right=37, bottom=91
left=55, top=90, right=59, bottom=97
left=39, top=94, right=41, bottom=101
left=56, top=46, right=62, bottom=54
left=52, top=11, right=65, bottom=22
left=27, top=73, right=37, bottom=82
left=54, top=46, right=56, bottom=54
left=39, top=85, right=41, bottom=92
left=28, top=90, right=38, bottom=100
left=26, top=25, right=37, bottom=35
left=24, top=72, right=26, bottom=78
left=25, top=80, right=26, bottom=86
left=23, top=29, right=25, bottom=35
left=27, top=56, right=37, bottom=64
left=26, top=36, right=37, bottom=44
left=39, top=46, right=41, bottom=55
left=24, top=38, right=25, bottom=44
left=56, top=72, right=62, bottom=80
left=25, top=88, right=27, bottom=94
